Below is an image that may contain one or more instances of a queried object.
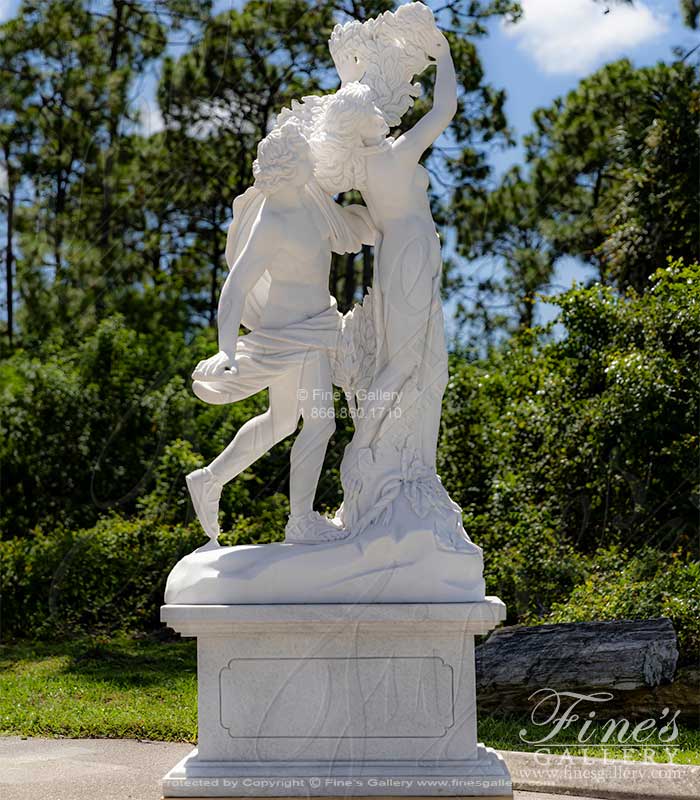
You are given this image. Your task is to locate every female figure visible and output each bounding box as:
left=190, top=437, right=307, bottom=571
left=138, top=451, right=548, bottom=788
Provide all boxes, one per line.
left=315, top=35, right=462, bottom=540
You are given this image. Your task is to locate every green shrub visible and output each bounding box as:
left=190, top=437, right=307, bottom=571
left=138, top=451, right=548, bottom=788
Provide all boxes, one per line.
left=0, top=499, right=293, bottom=640
left=0, top=317, right=286, bottom=536
left=440, top=260, right=700, bottom=555
left=546, top=546, right=700, bottom=665
left=476, top=512, right=589, bottom=624
left=225, top=492, right=289, bottom=545
left=0, top=516, right=202, bottom=638
left=135, top=437, right=265, bottom=530
left=0, top=319, right=198, bottom=534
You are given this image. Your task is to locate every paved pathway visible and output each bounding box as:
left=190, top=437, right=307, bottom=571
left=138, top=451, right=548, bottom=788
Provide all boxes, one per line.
left=1, top=737, right=699, bottom=800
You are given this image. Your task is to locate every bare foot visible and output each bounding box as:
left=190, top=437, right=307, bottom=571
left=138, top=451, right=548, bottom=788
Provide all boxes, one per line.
left=186, top=467, right=223, bottom=543
left=285, top=511, right=352, bottom=544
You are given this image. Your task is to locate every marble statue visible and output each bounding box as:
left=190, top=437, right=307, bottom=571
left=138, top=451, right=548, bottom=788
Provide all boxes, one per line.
left=167, top=0, right=485, bottom=605
left=161, top=5, right=512, bottom=796
left=186, top=121, right=374, bottom=546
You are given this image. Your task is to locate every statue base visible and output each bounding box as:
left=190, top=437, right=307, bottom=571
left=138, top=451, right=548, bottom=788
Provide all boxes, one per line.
left=160, top=600, right=511, bottom=798
left=164, top=508, right=484, bottom=605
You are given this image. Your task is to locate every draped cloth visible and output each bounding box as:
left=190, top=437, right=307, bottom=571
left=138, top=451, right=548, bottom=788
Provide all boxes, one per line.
left=192, top=303, right=342, bottom=406
left=195, top=180, right=362, bottom=407
left=336, top=230, right=472, bottom=554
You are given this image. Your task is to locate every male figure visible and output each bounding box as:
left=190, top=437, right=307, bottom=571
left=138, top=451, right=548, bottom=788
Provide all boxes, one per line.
left=187, top=122, right=373, bottom=545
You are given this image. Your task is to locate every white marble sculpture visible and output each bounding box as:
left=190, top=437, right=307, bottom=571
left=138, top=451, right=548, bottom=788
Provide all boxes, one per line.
left=186, top=121, right=374, bottom=545
left=167, top=0, right=485, bottom=603
left=161, top=5, right=512, bottom=798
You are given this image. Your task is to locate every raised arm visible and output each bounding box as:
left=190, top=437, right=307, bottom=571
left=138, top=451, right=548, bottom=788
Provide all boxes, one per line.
left=392, top=33, right=457, bottom=163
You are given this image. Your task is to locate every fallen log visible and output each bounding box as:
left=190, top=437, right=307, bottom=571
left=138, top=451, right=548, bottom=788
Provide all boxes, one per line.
left=474, top=617, right=696, bottom=720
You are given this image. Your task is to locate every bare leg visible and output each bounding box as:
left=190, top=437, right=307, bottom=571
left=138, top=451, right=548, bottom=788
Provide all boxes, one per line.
left=187, top=369, right=302, bottom=541
left=207, top=369, right=302, bottom=484
left=289, top=353, right=336, bottom=517
left=284, top=353, right=349, bottom=543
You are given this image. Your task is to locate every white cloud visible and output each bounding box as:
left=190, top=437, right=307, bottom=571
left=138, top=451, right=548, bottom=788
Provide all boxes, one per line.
left=503, top=0, right=669, bottom=75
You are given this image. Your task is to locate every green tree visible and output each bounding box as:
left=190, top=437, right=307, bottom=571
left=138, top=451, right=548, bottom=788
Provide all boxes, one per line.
left=457, top=58, right=699, bottom=337
left=158, top=0, right=518, bottom=315
left=526, top=59, right=699, bottom=291
left=0, top=0, right=519, bottom=338
left=1, top=0, right=209, bottom=343
left=0, top=14, right=36, bottom=349
left=10, top=2, right=108, bottom=340
left=681, top=0, right=700, bottom=27
left=605, top=0, right=698, bottom=28
left=456, top=167, right=554, bottom=330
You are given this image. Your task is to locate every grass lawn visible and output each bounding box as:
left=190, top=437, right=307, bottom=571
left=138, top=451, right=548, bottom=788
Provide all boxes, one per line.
left=0, top=635, right=197, bottom=741
left=1, top=635, right=697, bottom=764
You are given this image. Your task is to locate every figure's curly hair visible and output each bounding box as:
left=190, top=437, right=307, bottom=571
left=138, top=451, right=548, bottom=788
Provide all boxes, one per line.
left=312, top=83, right=384, bottom=194
left=253, top=121, right=312, bottom=195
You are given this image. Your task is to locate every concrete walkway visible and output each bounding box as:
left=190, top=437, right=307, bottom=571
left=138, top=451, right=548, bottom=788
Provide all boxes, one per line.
left=504, top=750, right=700, bottom=799
left=1, top=737, right=699, bottom=800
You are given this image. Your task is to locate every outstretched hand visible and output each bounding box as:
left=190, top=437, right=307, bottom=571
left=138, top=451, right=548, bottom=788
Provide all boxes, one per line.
left=192, top=350, right=238, bottom=381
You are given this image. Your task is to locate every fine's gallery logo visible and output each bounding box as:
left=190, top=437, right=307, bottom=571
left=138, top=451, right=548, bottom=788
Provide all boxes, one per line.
left=519, top=689, right=680, bottom=761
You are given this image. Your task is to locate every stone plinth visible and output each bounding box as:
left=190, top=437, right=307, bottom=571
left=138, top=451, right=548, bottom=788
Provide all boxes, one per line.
left=164, top=523, right=485, bottom=606
left=160, top=600, right=512, bottom=798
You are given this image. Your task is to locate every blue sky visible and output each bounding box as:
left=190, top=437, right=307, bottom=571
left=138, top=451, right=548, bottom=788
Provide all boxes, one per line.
left=459, top=0, right=696, bottom=328
left=0, top=0, right=693, bottom=192
left=479, top=0, right=695, bottom=179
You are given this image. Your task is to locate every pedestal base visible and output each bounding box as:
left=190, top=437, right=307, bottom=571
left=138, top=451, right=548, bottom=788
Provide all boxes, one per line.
left=160, top=601, right=511, bottom=798
left=162, top=745, right=512, bottom=797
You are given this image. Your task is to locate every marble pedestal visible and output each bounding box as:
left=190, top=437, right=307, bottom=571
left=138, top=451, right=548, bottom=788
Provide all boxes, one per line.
left=160, top=599, right=511, bottom=798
